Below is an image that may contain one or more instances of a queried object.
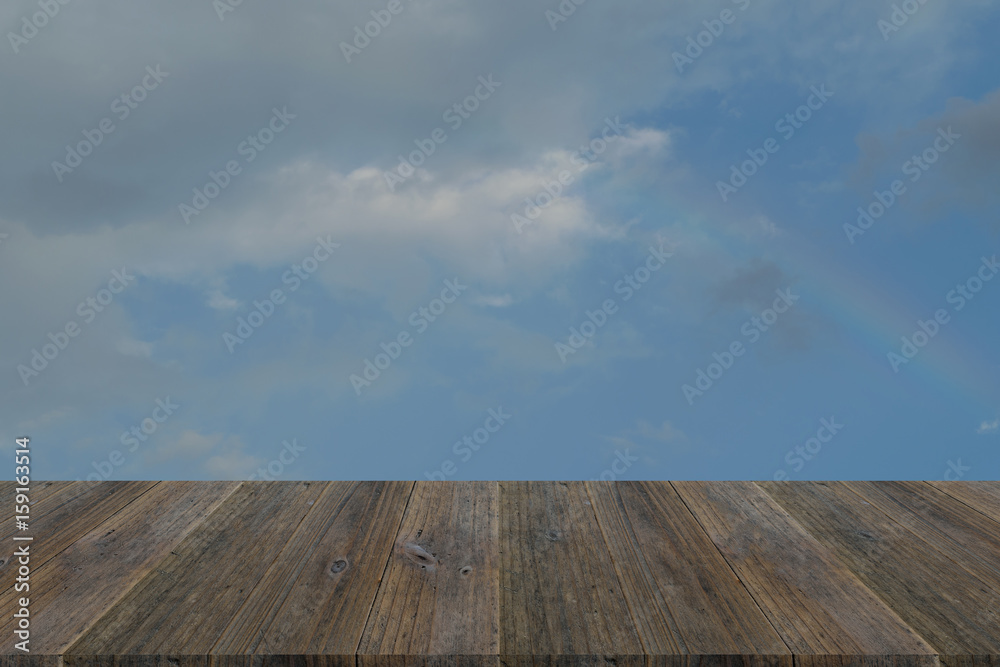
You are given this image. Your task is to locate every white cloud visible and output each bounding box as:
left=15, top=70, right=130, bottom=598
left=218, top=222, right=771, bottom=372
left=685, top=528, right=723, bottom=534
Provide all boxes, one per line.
left=145, top=430, right=263, bottom=478
left=206, top=290, right=240, bottom=311
left=635, top=420, right=686, bottom=442
left=977, top=419, right=999, bottom=435
left=148, top=430, right=224, bottom=465
left=602, top=419, right=688, bottom=467
left=204, top=446, right=264, bottom=479
left=115, top=338, right=154, bottom=358
left=473, top=294, right=514, bottom=307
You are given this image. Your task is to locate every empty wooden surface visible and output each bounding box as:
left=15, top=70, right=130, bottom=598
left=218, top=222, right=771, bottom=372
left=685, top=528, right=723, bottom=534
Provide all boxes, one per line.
left=1, top=481, right=998, bottom=665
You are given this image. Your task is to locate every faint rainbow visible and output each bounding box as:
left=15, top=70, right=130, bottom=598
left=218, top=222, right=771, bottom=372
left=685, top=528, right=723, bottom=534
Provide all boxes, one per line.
left=775, top=231, right=994, bottom=408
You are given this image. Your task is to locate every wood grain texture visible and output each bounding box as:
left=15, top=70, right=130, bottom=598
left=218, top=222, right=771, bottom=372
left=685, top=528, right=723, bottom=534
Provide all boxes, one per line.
left=0, top=482, right=240, bottom=653
left=758, top=480, right=1000, bottom=655
left=929, top=482, right=1000, bottom=523
left=0, top=481, right=64, bottom=523
left=67, top=481, right=327, bottom=654
left=849, top=482, right=1000, bottom=584
left=211, top=658, right=354, bottom=667
left=793, top=658, right=941, bottom=667
left=212, top=481, right=413, bottom=655
left=940, top=658, right=1000, bottom=667
left=1, top=482, right=156, bottom=586
left=59, top=659, right=357, bottom=667
left=647, top=659, right=793, bottom=667
left=63, top=658, right=210, bottom=667
left=586, top=481, right=789, bottom=656
left=673, top=481, right=934, bottom=656
left=358, top=481, right=498, bottom=661
left=1, top=481, right=997, bottom=663
left=0, top=657, right=62, bottom=667
left=498, top=481, right=644, bottom=659
left=357, top=657, right=499, bottom=667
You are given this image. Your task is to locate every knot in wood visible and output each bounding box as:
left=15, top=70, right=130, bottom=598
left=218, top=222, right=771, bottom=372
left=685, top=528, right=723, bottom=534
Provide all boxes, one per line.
left=402, top=542, right=438, bottom=571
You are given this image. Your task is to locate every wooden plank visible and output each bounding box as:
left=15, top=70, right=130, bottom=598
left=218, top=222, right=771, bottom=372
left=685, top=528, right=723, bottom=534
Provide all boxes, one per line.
left=0, top=481, right=66, bottom=522
left=212, top=659, right=354, bottom=667
left=929, top=481, right=1000, bottom=523
left=794, top=658, right=940, bottom=667
left=586, top=481, right=789, bottom=655
left=67, top=481, right=327, bottom=654
left=672, top=481, right=934, bottom=656
left=940, top=657, right=1000, bottom=667
left=211, top=481, right=413, bottom=654
left=63, top=656, right=210, bottom=667
left=2, top=481, right=996, bottom=662
left=497, top=658, right=646, bottom=667
left=61, top=659, right=356, bottom=667
left=498, top=481, right=644, bottom=658
left=62, top=660, right=355, bottom=667
left=648, top=659, right=793, bottom=667
left=0, top=481, right=240, bottom=653
left=0, top=657, right=62, bottom=667
left=357, top=657, right=499, bottom=667
left=1, top=482, right=90, bottom=539
left=0, top=481, right=157, bottom=611
left=357, top=481, right=498, bottom=662
left=849, top=482, right=1000, bottom=584
left=759, top=480, right=1000, bottom=655
left=1, top=482, right=154, bottom=558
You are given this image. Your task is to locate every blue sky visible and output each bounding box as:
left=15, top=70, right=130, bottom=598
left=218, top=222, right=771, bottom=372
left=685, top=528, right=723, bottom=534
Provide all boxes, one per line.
left=1, top=0, right=997, bottom=481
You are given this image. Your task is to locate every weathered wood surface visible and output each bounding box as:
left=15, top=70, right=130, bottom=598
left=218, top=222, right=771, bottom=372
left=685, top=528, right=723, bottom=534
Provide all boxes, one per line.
left=758, top=481, right=1000, bottom=657
left=359, top=481, right=498, bottom=661
left=586, top=481, right=788, bottom=655
left=673, top=481, right=935, bottom=657
left=0, top=481, right=997, bottom=664
left=0, top=482, right=241, bottom=654
left=213, top=481, right=413, bottom=655
left=499, top=481, right=645, bottom=659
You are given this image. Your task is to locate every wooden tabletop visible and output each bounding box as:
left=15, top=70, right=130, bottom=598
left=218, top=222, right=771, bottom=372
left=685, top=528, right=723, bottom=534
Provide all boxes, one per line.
left=1, top=481, right=998, bottom=666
